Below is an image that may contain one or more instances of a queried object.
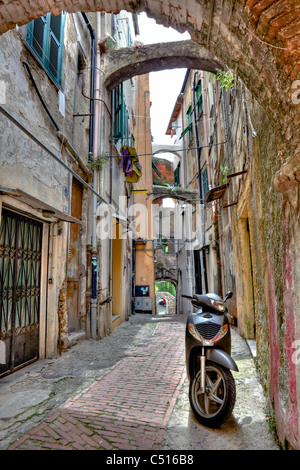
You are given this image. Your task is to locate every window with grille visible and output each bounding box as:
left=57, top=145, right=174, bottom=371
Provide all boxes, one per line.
left=26, top=12, right=65, bottom=88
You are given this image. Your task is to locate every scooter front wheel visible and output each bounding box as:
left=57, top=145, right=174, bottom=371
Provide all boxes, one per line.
left=189, top=361, right=236, bottom=427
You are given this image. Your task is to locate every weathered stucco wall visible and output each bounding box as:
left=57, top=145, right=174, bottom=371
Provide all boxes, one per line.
left=0, top=13, right=93, bottom=358
left=230, top=92, right=300, bottom=449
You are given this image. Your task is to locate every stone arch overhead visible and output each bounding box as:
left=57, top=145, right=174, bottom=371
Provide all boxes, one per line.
left=155, top=268, right=178, bottom=286
left=152, top=190, right=199, bottom=205
left=152, top=145, right=182, bottom=162
left=103, top=40, right=223, bottom=90
left=152, top=146, right=183, bottom=181
left=0, top=0, right=299, bottom=196
left=0, top=0, right=299, bottom=151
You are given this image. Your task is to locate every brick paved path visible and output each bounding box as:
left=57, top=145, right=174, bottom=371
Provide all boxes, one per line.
left=9, top=319, right=186, bottom=450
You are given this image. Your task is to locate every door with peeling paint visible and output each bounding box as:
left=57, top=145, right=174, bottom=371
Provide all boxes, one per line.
left=67, top=178, right=82, bottom=333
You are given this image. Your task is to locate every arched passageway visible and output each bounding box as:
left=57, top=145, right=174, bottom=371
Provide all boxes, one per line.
left=0, top=0, right=299, bottom=161
left=155, top=279, right=177, bottom=315
left=1, top=0, right=300, bottom=451
left=103, top=39, right=222, bottom=90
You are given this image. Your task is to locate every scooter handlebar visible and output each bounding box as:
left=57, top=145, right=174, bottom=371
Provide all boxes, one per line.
left=181, top=294, right=193, bottom=299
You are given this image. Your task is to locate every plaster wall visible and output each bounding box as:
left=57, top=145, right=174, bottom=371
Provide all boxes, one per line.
left=0, top=12, right=92, bottom=360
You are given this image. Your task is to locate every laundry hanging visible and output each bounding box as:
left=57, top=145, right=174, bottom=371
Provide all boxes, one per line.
left=120, top=146, right=142, bottom=183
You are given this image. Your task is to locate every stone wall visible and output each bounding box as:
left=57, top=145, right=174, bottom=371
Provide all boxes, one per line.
left=1, top=1, right=299, bottom=155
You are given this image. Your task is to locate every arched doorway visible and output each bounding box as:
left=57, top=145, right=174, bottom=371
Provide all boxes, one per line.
left=155, top=278, right=177, bottom=315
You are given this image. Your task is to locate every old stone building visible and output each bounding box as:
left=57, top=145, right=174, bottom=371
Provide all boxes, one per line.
left=0, top=10, right=140, bottom=375
left=166, top=65, right=300, bottom=449
left=0, top=0, right=300, bottom=450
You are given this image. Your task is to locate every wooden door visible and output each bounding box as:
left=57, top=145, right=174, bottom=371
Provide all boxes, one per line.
left=67, top=179, right=82, bottom=333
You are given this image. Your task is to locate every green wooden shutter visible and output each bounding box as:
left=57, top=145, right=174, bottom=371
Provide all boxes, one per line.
left=202, top=168, right=209, bottom=198
left=196, top=82, right=203, bottom=116
left=27, top=12, right=65, bottom=88
left=26, top=16, right=46, bottom=61
left=123, top=99, right=129, bottom=143
left=113, top=83, right=124, bottom=139
left=187, top=106, right=193, bottom=141
left=48, top=13, right=65, bottom=86
left=112, top=83, right=131, bottom=145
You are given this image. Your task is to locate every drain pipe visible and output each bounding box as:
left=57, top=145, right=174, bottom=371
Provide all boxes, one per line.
left=201, top=71, right=212, bottom=189
left=81, top=13, right=95, bottom=162
left=90, top=12, right=102, bottom=339
left=82, top=12, right=99, bottom=339
left=192, top=72, right=203, bottom=294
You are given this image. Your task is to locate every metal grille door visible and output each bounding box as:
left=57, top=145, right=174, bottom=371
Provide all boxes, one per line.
left=0, top=209, right=42, bottom=377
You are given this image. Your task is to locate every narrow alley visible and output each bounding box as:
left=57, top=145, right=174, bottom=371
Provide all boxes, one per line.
left=1, top=1, right=300, bottom=453
left=0, top=313, right=277, bottom=451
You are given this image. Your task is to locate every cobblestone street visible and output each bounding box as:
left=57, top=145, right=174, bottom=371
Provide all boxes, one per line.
left=0, top=314, right=278, bottom=451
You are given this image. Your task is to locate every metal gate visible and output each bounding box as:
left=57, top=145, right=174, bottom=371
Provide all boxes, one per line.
left=0, top=208, right=43, bottom=377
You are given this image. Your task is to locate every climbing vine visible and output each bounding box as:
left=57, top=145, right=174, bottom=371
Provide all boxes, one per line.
left=216, top=69, right=235, bottom=91
left=88, top=154, right=110, bottom=171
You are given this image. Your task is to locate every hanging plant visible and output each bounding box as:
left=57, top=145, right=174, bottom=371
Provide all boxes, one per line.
left=88, top=154, right=110, bottom=171
left=216, top=70, right=235, bottom=91
left=220, top=165, right=230, bottom=184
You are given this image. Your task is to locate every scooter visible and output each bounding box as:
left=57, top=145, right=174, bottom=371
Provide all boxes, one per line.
left=183, top=291, right=238, bottom=427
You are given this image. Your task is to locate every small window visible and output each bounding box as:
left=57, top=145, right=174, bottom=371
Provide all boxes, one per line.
left=195, top=81, right=203, bottom=116
left=174, top=162, right=180, bottom=187
left=179, top=106, right=193, bottom=141
left=202, top=168, right=209, bottom=199
left=187, top=106, right=193, bottom=142
left=26, top=12, right=65, bottom=87
left=112, top=83, right=131, bottom=145
left=127, top=21, right=132, bottom=46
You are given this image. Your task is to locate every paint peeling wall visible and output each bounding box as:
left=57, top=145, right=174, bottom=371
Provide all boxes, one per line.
left=178, top=68, right=300, bottom=448
left=0, top=13, right=92, bottom=358
left=233, top=96, right=300, bottom=449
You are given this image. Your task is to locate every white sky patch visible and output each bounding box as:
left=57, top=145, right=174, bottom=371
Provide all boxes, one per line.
left=136, top=13, right=190, bottom=146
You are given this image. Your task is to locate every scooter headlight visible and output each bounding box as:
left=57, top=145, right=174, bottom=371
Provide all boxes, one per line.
left=188, top=323, right=228, bottom=345
left=211, top=299, right=226, bottom=312
left=211, top=324, right=228, bottom=343
left=188, top=323, right=201, bottom=341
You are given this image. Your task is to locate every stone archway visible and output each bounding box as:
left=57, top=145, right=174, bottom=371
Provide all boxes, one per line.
left=0, top=0, right=299, bottom=157
left=103, top=39, right=222, bottom=90
left=0, top=0, right=299, bottom=202
left=155, top=271, right=177, bottom=315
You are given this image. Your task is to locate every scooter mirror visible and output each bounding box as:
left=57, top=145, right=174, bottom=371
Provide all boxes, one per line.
left=224, top=291, right=233, bottom=302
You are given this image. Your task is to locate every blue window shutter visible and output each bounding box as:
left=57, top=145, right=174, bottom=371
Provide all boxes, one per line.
left=27, top=12, right=65, bottom=88
left=27, top=16, right=47, bottom=61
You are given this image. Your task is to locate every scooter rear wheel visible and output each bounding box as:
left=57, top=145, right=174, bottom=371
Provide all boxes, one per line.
left=189, top=361, right=236, bottom=427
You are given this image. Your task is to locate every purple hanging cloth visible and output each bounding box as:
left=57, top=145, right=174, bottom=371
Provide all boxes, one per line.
left=120, top=146, right=133, bottom=176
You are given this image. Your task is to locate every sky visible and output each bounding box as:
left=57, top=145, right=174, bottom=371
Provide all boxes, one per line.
left=136, top=13, right=190, bottom=146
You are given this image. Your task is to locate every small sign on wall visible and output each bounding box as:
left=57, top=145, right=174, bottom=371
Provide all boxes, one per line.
left=135, top=285, right=150, bottom=297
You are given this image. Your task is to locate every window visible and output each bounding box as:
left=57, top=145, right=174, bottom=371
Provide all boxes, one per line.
left=195, top=81, right=203, bottom=117
left=187, top=106, right=193, bottom=142
left=174, top=162, right=180, bottom=187
left=26, top=12, right=65, bottom=87
left=179, top=105, right=193, bottom=142
left=127, top=21, right=132, bottom=46
left=112, top=83, right=132, bottom=145
left=202, top=168, right=209, bottom=199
